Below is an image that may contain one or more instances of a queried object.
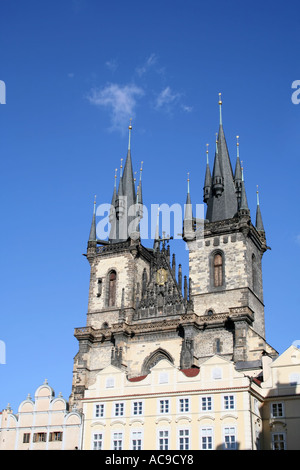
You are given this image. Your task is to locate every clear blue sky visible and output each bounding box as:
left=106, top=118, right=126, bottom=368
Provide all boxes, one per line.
left=1, top=0, right=300, bottom=412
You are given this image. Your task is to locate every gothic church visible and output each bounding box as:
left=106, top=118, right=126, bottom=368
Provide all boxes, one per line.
left=69, top=96, right=277, bottom=409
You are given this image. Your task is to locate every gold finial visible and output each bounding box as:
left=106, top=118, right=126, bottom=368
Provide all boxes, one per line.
left=218, top=93, right=223, bottom=125
left=139, top=161, right=143, bottom=182
left=128, top=119, right=132, bottom=150
left=236, top=135, right=239, bottom=146
left=187, top=172, right=190, bottom=192
left=206, top=143, right=209, bottom=153
left=215, top=133, right=218, bottom=143
left=134, top=171, right=137, bottom=183
left=115, top=168, right=118, bottom=178
left=94, top=194, right=97, bottom=204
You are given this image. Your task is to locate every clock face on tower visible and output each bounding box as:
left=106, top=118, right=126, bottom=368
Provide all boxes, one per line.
left=156, top=268, right=168, bottom=285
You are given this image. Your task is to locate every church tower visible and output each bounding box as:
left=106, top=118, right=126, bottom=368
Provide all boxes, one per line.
left=185, top=94, right=276, bottom=366
left=70, top=123, right=192, bottom=407
left=70, top=102, right=277, bottom=409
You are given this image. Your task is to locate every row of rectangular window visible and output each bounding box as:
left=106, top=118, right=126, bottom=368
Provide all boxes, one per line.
left=92, top=427, right=238, bottom=451
left=95, top=395, right=236, bottom=418
left=23, top=432, right=63, bottom=443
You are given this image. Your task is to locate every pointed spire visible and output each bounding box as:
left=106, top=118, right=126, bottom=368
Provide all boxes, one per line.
left=178, top=264, right=182, bottom=293
left=122, top=120, right=136, bottom=210
left=255, top=185, right=265, bottom=232
left=115, top=158, right=124, bottom=223
left=212, top=137, right=224, bottom=197
left=239, top=163, right=250, bottom=213
left=88, top=195, right=97, bottom=242
left=153, top=207, right=160, bottom=251
left=136, top=161, right=143, bottom=206
left=206, top=94, right=239, bottom=222
left=109, top=170, right=118, bottom=240
left=234, top=135, right=242, bottom=202
left=183, top=173, right=194, bottom=241
left=203, top=143, right=212, bottom=203
left=110, top=169, right=118, bottom=217
left=118, top=158, right=124, bottom=195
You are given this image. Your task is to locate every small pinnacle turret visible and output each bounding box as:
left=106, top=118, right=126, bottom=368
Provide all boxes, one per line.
left=234, top=136, right=242, bottom=204
left=183, top=173, right=194, bottom=241
left=88, top=196, right=97, bottom=242
left=203, top=143, right=212, bottom=203
left=255, top=186, right=265, bottom=233
left=238, top=165, right=250, bottom=215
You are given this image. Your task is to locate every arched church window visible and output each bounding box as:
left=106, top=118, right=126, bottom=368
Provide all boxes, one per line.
left=108, top=270, right=117, bottom=307
left=213, top=253, right=223, bottom=287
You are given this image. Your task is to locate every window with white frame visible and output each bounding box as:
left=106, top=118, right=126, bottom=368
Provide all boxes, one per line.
left=159, top=399, right=170, bottom=414
left=132, top=400, right=143, bottom=416
left=271, top=432, right=286, bottom=450
left=93, top=433, right=103, bottom=450
left=112, top=431, right=123, bottom=450
left=212, top=367, right=222, bottom=380
left=201, top=395, right=213, bottom=412
left=271, top=402, right=284, bottom=418
left=178, top=428, right=190, bottom=450
left=223, top=426, right=237, bottom=450
left=200, top=427, right=213, bottom=450
left=159, top=372, right=169, bottom=384
left=95, top=403, right=105, bottom=418
left=113, top=402, right=125, bottom=417
left=158, top=429, right=169, bottom=450
left=106, top=377, right=115, bottom=388
left=223, top=394, right=235, bottom=410
left=178, top=397, right=190, bottom=413
left=131, top=430, right=143, bottom=450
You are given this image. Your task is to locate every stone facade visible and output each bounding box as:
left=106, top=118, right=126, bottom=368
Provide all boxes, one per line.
left=69, top=113, right=278, bottom=410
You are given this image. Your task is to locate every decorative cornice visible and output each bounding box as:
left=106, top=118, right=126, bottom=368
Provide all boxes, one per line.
left=75, top=306, right=254, bottom=343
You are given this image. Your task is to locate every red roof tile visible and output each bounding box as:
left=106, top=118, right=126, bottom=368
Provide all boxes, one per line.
left=128, top=375, right=148, bottom=382
left=181, top=368, right=200, bottom=377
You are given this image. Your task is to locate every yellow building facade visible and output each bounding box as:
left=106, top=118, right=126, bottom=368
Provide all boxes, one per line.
left=81, top=356, right=264, bottom=450
left=260, top=345, right=300, bottom=450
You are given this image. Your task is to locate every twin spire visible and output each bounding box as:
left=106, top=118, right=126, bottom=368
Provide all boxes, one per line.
left=88, top=120, right=144, bottom=244
left=200, top=94, right=265, bottom=234
left=89, top=97, right=266, bottom=245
